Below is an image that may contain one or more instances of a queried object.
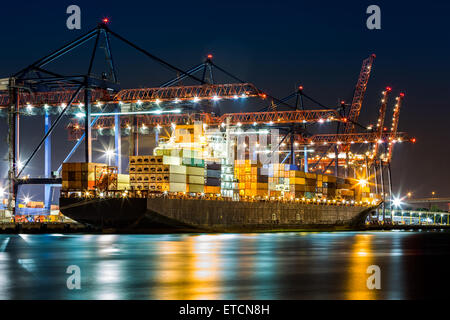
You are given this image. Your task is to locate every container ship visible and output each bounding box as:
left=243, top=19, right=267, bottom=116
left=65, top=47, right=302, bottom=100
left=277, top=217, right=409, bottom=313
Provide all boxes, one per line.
left=59, top=123, right=379, bottom=232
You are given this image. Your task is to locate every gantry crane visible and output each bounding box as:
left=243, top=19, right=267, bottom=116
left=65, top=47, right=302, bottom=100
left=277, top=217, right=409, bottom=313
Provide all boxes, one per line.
left=0, top=19, right=414, bottom=222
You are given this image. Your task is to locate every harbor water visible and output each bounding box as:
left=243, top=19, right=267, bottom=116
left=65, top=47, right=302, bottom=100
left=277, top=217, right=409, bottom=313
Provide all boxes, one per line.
left=0, top=231, right=449, bottom=299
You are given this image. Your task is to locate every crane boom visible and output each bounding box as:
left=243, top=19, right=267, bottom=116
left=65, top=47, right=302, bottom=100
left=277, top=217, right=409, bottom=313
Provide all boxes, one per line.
left=387, top=93, right=405, bottom=162
left=302, top=132, right=410, bottom=145
left=67, top=109, right=342, bottom=139
left=343, top=54, right=376, bottom=134
left=0, top=83, right=262, bottom=108
left=372, top=86, right=391, bottom=158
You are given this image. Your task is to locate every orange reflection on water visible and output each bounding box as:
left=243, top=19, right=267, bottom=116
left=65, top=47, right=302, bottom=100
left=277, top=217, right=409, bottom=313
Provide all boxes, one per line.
left=346, top=234, right=379, bottom=300
left=153, top=235, right=222, bottom=299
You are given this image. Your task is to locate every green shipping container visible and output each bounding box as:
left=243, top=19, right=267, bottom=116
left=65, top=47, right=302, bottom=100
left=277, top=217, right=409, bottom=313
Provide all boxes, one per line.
left=182, top=158, right=205, bottom=167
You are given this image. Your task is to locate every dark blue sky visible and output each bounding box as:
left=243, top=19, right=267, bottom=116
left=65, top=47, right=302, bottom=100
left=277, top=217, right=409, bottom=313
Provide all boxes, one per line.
left=0, top=0, right=449, bottom=199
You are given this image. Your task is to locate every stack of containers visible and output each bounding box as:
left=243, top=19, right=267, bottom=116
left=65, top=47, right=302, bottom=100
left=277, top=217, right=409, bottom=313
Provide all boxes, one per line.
left=221, top=161, right=238, bottom=199
left=168, top=161, right=187, bottom=193
left=320, top=175, right=337, bottom=199
left=157, top=149, right=187, bottom=193
left=62, top=162, right=107, bottom=190
left=235, top=160, right=268, bottom=198
left=156, top=147, right=208, bottom=194
left=336, top=177, right=355, bottom=200
left=150, top=155, right=170, bottom=192
left=129, top=155, right=169, bottom=191
left=266, top=163, right=286, bottom=198
left=304, top=172, right=317, bottom=198
left=361, top=185, right=372, bottom=202
left=288, top=169, right=307, bottom=199
left=116, top=174, right=130, bottom=190
left=178, top=147, right=204, bottom=194
left=205, top=161, right=221, bottom=195
left=129, top=156, right=142, bottom=188
left=316, top=174, right=324, bottom=198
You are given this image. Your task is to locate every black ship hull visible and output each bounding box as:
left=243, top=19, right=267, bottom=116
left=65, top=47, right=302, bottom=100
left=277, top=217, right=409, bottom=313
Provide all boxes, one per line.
left=59, top=197, right=375, bottom=233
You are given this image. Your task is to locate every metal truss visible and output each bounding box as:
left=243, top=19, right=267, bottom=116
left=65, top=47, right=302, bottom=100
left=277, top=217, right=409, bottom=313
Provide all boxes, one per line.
left=0, top=88, right=109, bottom=108
left=302, top=132, right=410, bottom=145
left=0, top=83, right=261, bottom=108
left=343, top=54, right=376, bottom=135
left=387, top=93, right=405, bottom=162
left=66, top=109, right=342, bottom=139
left=372, top=87, right=391, bottom=158
left=113, top=83, right=262, bottom=103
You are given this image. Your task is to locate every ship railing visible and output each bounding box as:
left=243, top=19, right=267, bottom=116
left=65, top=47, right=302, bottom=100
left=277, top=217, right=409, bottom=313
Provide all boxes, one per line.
left=60, top=189, right=376, bottom=207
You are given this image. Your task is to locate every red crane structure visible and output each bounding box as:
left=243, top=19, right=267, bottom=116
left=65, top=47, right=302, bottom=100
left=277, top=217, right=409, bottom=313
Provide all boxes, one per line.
left=371, top=86, right=391, bottom=159
left=387, top=93, right=406, bottom=162
left=67, top=108, right=343, bottom=139
left=0, top=83, right=263, bottom=108
left=342, top=54, right=376, bottom=150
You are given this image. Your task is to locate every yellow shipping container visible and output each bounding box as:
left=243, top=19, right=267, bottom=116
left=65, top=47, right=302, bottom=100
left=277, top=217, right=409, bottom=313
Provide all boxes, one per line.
left=117, top=183, right=130, bottom=190
left=187, top=184, right=204, bottom=193
left=205, top=186, right=220, bottom=194
left=169, top=173, right=186, bottom=183
left=188, top=175, right=204, bottom=184
left=129, top=156, right=138, bottom=164
left=289, top=170, right=306, bottom=178
left=250, top=183, right=268, bottom=190
left=305, top=173, right=316, bottom=179
left=290, top=177, right=306, bottom=185
left=186, top=167, right=204, bottom=176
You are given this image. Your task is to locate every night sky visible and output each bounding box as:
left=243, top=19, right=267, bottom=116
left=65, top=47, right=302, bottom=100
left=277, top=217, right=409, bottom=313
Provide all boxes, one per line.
left=0, top=0, right=449, bottom=200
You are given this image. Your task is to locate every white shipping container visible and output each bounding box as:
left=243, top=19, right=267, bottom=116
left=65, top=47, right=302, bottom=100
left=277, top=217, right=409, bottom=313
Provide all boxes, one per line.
left=169, top=182, right=187, bottom=192
left=117, top=174, right=130, bottom=183
left=163, top=156, right=182, bottom=166
left=221, top=189, right=233, bottom=198
left=182, top=149, right=201, bottom=158
left=169, top=165, right=187, bottom=174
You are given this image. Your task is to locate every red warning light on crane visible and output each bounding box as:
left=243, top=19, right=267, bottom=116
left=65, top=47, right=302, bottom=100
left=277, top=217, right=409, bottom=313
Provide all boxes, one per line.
left=399, top=92, right=405, bottom=97
left=207, top=54, right=213, bottom=59
left=102, top=18, right=109, bottom=24
left=386, top=86, right=392, bottom=91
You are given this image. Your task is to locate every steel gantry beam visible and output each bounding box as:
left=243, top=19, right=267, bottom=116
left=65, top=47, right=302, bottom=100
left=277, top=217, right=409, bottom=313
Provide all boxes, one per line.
left=0, top=83, right=262, bottom=108
left=113, top=83, right=263, bottom=103
left=66, top=109, right=343, bottom=139
left=0, top=88, right=110, bottom=109
left=301, top=132, right=411, bottom=146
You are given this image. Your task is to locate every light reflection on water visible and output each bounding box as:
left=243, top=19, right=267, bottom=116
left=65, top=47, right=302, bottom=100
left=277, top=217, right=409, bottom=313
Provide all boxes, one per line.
left=0, top=231, right=448, bottom=299
left=346, top=234, right=377, bottom=300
